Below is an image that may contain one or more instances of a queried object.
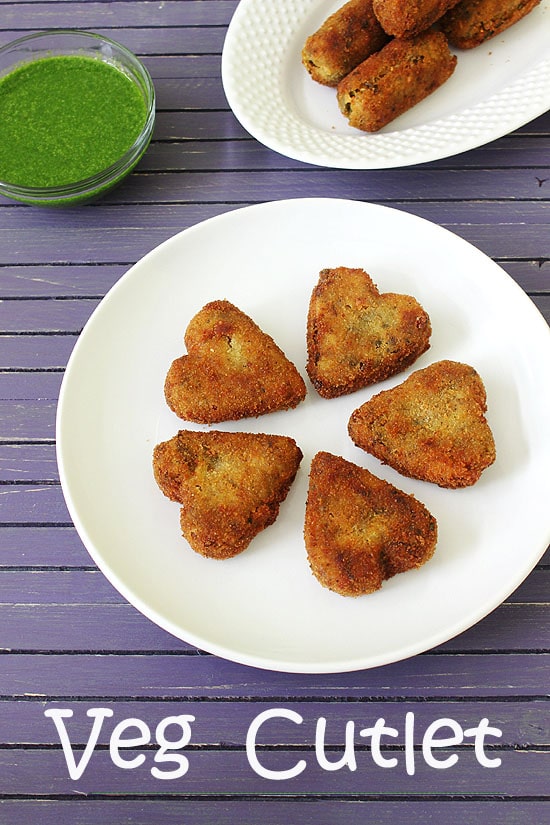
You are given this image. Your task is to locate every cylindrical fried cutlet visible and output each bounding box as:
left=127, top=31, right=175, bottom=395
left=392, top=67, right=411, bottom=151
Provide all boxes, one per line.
left=336, top=31, right=457, bottom=132
left=372, top=0, right=462, bottom=37
left=302, top=0, right=390, bottom=86
left=304, top=452, right=437, bottom=596
left=440, top=0, right=542, bottom=49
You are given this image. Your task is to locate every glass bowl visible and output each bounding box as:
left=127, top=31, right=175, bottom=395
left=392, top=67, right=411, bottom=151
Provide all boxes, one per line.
left=0, top=30, right=155, bottom=206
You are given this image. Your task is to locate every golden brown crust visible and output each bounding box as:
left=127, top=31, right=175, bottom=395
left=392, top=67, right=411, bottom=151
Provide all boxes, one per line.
left=348, top=360, right=496, bottom=488
left=153, top=430, right=303, bottom=559
left=304, top=451, right=437, bottom=596
left=302, top=0, right=390, bottom=86
left=440, top=0, right=541, bottom=49
left=164, top=300, right=306, bottom=424
left=306, top=266, right=431, bottom=398
left=372, top=0, right=462, bottom=36
left=336, top=31, right=457, bottom=132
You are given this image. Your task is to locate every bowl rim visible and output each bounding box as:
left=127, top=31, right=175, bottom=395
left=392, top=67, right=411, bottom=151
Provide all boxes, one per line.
left=0, top=28, right=156, bottom=200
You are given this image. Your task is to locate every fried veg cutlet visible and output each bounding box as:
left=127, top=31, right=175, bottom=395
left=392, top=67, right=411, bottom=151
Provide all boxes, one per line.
left=372, top=0, right=462, bottom=37
left=164, top=300, right=306, bottom=424
left=440, top=0, right=541, bottom=49
left=302, top=0, right=390, bottom=87
left=304, top=452, right=437, bottom=596
left=336, top=31, right=457, bottom=132
left=153, top=430, right=303, bottom=559
left=306, top=266, right=431, bottom=398
left=348, top=360, right=496, bottom=488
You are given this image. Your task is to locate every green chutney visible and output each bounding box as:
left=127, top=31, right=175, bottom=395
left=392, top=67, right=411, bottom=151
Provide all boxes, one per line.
left=0, top=54, right=148, bottom=187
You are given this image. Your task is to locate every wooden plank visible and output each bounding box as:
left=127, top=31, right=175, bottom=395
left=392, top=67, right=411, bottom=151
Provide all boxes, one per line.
left=0, top=570, right=124, bottom=603
left=0, top=203, right=547, bottom=265
left=113, top=168, right=550, bottom=204
left=0, top=1, right=238, bottom=29
left=0, top=26, right=228, bottom=54
left=132, top=53, right=228, bottom=79
left=0, top=264, right=128, bottom=298
left=0, top=299, right=99, bottom=333
left=0, top=372, right=62, bottom=401
left=0, top=652, right=548, bottom=698
left=0, top=444, right=59, bottom=481
left=2, top=163, right=549, bottom=214
left=0, top=747, right=546, bottom=796
left=0, top=526, right=92, bottom=567
left=0, top=336, right=76, bottom=370
left=1, top=259, right=548, bottom=300
left=0, top=403, right=58, bottom=442
left=0, top=604, right=194, bottom=652
left=0, top=800, right=547, bottom=825
left=119, top=76, right=233, bottom=111
left=2, top=200, right=546, bottom=235
left=0, top=484, right=70, bottom=523
left=0, top=204, right=237, bottom=266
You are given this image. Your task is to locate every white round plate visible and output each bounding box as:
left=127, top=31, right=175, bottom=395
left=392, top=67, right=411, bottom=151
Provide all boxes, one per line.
left=221, top=0, right=550, bottom=168
left=56, top=198, right=550, bottom=673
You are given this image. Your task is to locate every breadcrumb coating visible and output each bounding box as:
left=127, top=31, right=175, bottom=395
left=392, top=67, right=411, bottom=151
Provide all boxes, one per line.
left=348, top=359, right=496, bottom=488
left=304, top=451, right=437, bottom=596
left=153, top=430, right=303, bottom=559
left=306, top=266, right=431, bottom=398
left=302, top=0, right=389, bottom=86
left=337, top=31, right=457, bottom=132
left=440, top=0, right=541, bottom=49
left=164, top=300, right=306, bottom=424
left=372, top=0, right=462, bottom=37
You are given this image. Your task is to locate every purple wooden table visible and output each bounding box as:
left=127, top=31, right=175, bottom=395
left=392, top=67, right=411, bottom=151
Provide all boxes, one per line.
left=1, top=2, right=549, bottom=822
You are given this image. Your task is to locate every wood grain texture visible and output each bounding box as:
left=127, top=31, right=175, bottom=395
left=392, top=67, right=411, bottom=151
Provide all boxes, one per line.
left=0, top=0, right=548, bottom=818
left=1, top=653, right=548, bottom=697
left=0, top=800, right=547, bottom=825
left=0, top=747, right=547, bottom=795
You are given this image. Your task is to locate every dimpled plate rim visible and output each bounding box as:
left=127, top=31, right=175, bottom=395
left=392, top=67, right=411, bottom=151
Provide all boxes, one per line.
left=221, top=0, right=550, bottom=169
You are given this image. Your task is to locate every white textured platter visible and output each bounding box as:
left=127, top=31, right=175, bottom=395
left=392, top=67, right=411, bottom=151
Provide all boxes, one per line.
left=221, top=0, right=550, bottom=168
left=56, top=199, right=550, bottom=673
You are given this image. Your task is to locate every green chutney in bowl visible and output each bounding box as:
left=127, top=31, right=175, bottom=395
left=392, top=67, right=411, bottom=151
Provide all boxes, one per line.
left=0, top=30, right=155, bottom=206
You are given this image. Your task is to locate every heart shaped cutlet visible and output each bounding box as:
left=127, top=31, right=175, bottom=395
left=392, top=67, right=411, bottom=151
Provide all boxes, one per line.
left=304, top=451, right=437, bottom=596
left=306, top=267, right=431, bottom=398
left=164, top=300, right=306, bottom=423
left=153, top=430, right=303, bottom=559
left=348, top=360, right=496, bottom=488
